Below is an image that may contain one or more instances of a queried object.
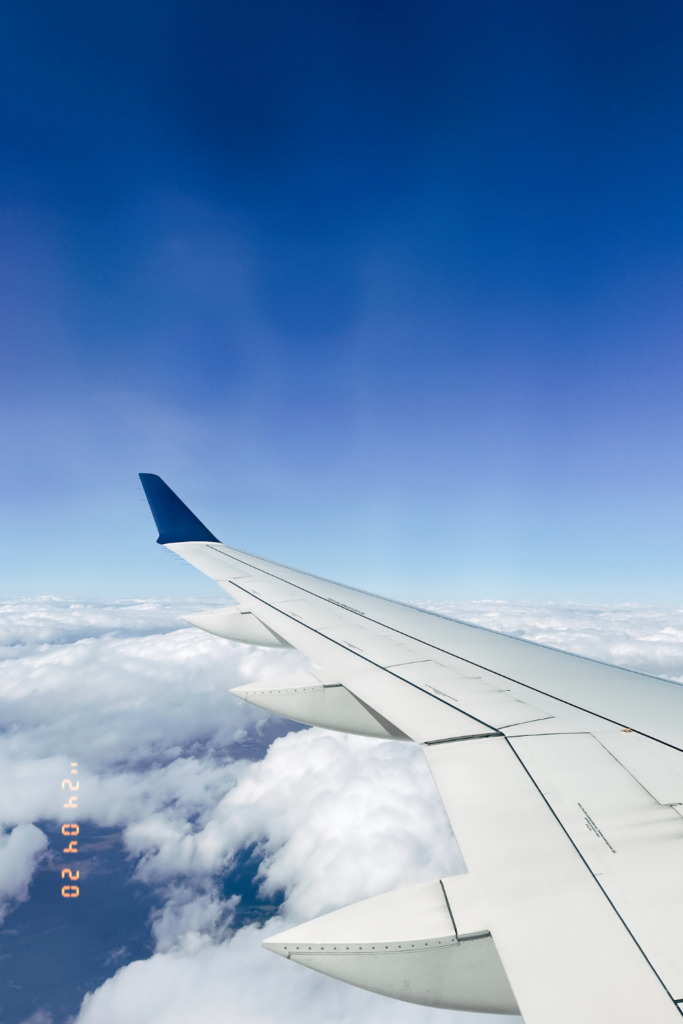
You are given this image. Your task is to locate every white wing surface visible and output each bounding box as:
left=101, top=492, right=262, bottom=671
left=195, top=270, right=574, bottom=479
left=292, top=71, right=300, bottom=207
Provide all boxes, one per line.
left=140, top=474, right=683, bottom=1022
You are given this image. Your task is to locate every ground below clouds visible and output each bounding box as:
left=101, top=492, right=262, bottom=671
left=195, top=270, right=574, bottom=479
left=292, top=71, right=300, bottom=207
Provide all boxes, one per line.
left=2, top=596, right=682, bottom=1024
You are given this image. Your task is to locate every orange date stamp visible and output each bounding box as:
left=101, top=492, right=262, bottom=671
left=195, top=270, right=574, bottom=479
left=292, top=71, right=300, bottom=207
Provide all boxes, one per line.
left=61, top=762, right=80, bottom=898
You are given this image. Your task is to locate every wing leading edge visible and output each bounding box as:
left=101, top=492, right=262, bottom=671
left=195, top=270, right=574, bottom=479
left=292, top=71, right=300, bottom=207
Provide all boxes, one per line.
left=140, top=475, right=683, bottom=1023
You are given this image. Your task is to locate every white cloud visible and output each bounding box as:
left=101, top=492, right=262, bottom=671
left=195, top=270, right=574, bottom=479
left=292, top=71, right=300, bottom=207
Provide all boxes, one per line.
left=150, top=885, right=240, bottom=954
left=19, top=1012, right=53, bottom=1024
left=4, top=597, right=683, bottom=1024
left=0, top=822, right=48, bottom=922
left=0, top=596, right=219, bottom=648
left=121, top=726, right=461, bottom=922
left=75, top=924, right=509, bottom=1024
left=72, top=723, right=474, bottom=1024
left=0, top=617, right=310, bottom=772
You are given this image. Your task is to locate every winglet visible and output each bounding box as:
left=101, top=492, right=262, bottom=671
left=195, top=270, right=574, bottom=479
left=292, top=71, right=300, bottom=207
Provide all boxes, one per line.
left=139, top=474, right=220, bottom=545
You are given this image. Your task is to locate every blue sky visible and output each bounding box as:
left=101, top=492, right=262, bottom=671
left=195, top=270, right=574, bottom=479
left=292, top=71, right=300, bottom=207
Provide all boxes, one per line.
left=3, top=0, right=683, bottom=602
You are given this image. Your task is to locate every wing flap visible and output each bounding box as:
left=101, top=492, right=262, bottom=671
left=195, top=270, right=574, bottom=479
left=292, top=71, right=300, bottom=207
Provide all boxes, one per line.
left=511, top=731, right=683, bottom=997
left=596, top=730, right=683, bottom=807
left=425, top=736, right=682, bottom=1023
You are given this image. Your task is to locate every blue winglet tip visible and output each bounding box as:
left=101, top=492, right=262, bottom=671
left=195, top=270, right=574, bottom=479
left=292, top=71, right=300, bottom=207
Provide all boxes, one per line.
left=139, top=474, right=220, bottom=545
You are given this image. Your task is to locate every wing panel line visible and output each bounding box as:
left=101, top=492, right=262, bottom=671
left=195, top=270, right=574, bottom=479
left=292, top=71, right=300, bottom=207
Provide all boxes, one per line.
left=229, top=581, right=504, bottom=736
left=204, top=545, right=672, bottom=682
left=505, top=735, right=683, bottom=1013
left=206, top=545, right=683, bottom=753
left=432, top=733, right=683, bottom=1015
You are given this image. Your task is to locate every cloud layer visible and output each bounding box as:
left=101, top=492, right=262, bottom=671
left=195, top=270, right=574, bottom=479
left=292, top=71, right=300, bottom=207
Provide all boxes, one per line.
left=4, top=597, right=683, bottom=1023
left=0, top=823, right=48, bottom=923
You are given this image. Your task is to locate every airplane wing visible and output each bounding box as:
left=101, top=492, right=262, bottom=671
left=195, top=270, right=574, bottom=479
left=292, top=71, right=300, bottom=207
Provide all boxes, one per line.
left=140, top=474, right=683, bottom=1023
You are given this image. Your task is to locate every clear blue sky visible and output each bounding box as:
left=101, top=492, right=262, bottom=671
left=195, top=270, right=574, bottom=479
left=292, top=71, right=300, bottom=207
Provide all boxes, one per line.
left=3, top=0, right=683, bottom=603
